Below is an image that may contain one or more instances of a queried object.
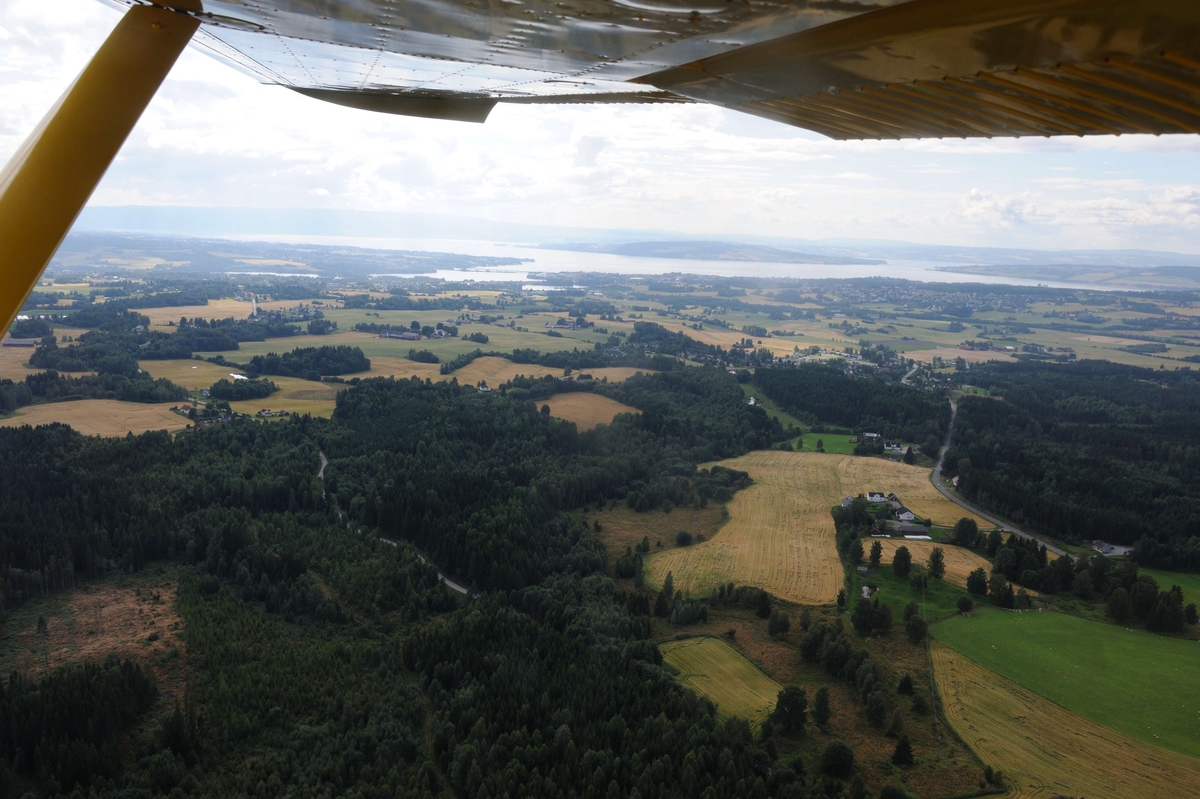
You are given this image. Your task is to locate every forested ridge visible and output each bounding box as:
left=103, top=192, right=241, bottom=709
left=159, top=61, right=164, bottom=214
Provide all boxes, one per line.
left=945, top=361, right=1200, bottom=569
left=754, top=364, right=950, bottom=453
left=0, top=363, right=850, bottom=798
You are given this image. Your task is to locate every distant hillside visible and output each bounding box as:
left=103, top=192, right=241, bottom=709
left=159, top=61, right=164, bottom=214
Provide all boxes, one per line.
left=540, top=240, right=884, bottom=265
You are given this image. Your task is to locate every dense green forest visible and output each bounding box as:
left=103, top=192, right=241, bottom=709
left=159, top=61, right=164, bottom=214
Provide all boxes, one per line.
left=0, top=364, right=853, bottom=798
left=207, top=377, right=278, bottom=401
left=944, top=361, right=1200, bottom=570
left=0, top=370, right=187, bottom=413
left=246, top=345, right=371, bottom=380
left=754, top=365, right=950, bottom=453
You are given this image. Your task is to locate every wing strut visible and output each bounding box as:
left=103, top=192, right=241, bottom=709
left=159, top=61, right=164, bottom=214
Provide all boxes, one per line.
left=0, top=5, right=197, bottom=333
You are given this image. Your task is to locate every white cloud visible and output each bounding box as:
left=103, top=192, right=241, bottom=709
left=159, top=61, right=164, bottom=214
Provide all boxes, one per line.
left=3, top=0, right=1200, bottom=252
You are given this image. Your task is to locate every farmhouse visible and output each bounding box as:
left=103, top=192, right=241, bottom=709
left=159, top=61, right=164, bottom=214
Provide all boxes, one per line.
left=897, top=507, right=916, bottom=521
left=380, top=330, right=421, bottom=341
left=894, top=522, right=931, bottom=535
left=1, top=338, right=37, bottom=347
left=841, top=496, right=854, bottom=507
left=1093, top=540, right=1114, bottom=554
left=858, top=432, right=880, bottom=443
left=867, top=491, right=886, bottom=503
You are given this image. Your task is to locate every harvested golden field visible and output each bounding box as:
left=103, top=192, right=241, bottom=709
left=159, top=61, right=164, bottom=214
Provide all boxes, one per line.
left=365, top=356, right=444, bottom=382
left=142, top=298, right=255, bottom=328
left=576, top=367, right=655, bottom=382
left=655, top=322, right=797, bottom=357
left=931, top=644, right=1200, bottom=799
left=544, top=393, right=639, bottom=430
left=647, top=452, right=985, bottom=605
left=833, top=456, right=988, bottom=528
left=140, top=359, right=240, bottom=390
left=908, top=346, right=1015, bottom=365
left=0, top=400, right=190, bottom=436
left=661, top=637, right=780, bottom=728
left=647, top=451, right=846, bottom=604
left=0, top=344, right=36, bottom=379
left=453, top=356, right=561, bottom=386
left=872, top=539, right=993, bottom=590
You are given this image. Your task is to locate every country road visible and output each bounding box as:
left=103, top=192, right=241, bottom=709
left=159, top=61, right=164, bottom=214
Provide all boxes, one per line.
left=931, top=400, right=1068, bottom=558
left=317, top=450, right=470, bottom=595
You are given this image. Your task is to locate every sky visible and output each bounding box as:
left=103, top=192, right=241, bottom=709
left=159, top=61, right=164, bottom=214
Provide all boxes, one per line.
left=3, top=0, right=1200, bottom=253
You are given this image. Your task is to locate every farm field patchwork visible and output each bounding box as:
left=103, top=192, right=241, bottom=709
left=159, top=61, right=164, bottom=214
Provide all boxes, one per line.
left=931, top=644, right=1200, bottom=799
left=660, top=637, right=780, bottom=728
left=871, top=539, right=992, bottom=590
left=647, top=451, right=986, bottom=605
left=543, top=393, right=639, bottom=430
left=907, top=346, right=1015, bottom=365
left=0, top=400, right=190, bottom=436
left=932, top=608, right=1200, bottom=758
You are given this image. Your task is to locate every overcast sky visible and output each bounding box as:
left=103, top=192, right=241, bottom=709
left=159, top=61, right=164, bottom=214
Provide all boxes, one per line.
left=4, top=0, right=1200, bottom=252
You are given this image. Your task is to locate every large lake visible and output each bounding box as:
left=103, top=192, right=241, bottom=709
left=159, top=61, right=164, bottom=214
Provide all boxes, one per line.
left=224, top=233, right=1096, bottom=290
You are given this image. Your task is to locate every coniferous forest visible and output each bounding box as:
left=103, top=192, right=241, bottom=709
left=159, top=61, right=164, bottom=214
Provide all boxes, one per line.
left=0, top=364, right=854, bottom=799
left=944, top=361, right=1200, bottom=570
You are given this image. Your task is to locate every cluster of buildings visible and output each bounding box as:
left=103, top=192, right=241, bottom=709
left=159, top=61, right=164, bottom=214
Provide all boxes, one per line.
left=842, top=490, right=932, bottom=539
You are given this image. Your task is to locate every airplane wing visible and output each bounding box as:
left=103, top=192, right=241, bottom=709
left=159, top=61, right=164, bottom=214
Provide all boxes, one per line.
left=105, top=0, right=1200, bottom=138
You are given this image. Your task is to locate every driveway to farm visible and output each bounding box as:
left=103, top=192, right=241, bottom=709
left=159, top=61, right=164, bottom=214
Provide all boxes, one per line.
left=317, top=450, right=469, bottom=595
left=932, top=401, right=1068, bottom=558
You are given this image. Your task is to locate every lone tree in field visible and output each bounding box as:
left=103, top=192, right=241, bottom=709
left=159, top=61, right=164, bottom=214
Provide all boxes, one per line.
left=957, top=595, right=974, bottom=614
left=870, top=540, right=883, bottom=566
left=967, top=567, right=989, bottom=596
left=903, top=446, right=914, bottom=465
left=928, top=547, right=946, bottom=581
left=905, top=615, right=928, bottom=645
left=903, top=599, right=919, bottom=622
left=852, top=599, right=876, bottom=636
left=768, top=608, right=791, bottom=637
left=771, top=686, right=807, bottom=735
left=892, top=545, right=912, bottom=578
left=836, top=588, right=847, bottom=611
left=891, top=736, right=914, bottom=766
left=952, top=517, right=979, bottom=548
left=820, top=740, right=855, bottom=777
left=812, top=686, right=832, bottom=729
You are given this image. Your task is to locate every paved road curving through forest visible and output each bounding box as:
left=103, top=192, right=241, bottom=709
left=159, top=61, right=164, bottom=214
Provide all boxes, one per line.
left=931, top=400, right=1068, bottom=558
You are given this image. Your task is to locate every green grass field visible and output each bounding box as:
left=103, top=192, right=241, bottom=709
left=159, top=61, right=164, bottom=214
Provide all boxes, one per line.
left=799, top=432, right=857, bottom=455
left=851, top=560, right=968, bottom=621
left=932, top=608, right=1200, bottom=758
left=1136, top=566, right=1200, bottom=602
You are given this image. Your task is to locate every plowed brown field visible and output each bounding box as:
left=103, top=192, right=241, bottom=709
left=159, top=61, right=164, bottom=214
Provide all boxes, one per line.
left=931, top=644, right=1200, bottom=799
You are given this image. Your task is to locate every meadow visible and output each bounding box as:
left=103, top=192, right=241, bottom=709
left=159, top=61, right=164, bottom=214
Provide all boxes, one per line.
left=932, top=643, right=1200, bottom=799
left=646, top=451, right=986, bottom=605
left=660, top=637, right=780, bottom=728
left=932, top=608, right=1200, bottom=758
left=542, top=393, right=640, bottom=430
left=798, top=431, right=857, bottom=455
left=0, top=400, right=190, bottom=437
